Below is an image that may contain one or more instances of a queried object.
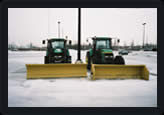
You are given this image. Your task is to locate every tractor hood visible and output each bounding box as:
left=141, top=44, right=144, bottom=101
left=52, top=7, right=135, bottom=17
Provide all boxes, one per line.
left=54, top=49, right=63, bottom=53
left=101, top=49, right=113, bottom=54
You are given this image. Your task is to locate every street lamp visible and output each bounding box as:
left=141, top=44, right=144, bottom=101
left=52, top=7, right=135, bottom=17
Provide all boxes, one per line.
left=58, top=21, right=61, bottom=38
left=142, top=23, right=146, bottom=49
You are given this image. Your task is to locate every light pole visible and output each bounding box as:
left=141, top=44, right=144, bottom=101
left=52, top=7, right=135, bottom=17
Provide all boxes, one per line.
left=58, top=21, right=61, bottom=38
left=75, top=8, right=82, bottom=63
left=48, top=8, right=50, bottom=39
left=142, top=23, right=146, bottom=49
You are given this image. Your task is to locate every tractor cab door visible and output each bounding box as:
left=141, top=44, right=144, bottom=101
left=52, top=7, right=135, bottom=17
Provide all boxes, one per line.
left=47, top=41, right=52, bottom=56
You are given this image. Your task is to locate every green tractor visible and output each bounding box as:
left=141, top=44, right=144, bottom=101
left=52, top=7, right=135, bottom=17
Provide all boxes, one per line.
left=42, top=38, right=72, bottom=64
left=86, top=37, right=125, bottom=69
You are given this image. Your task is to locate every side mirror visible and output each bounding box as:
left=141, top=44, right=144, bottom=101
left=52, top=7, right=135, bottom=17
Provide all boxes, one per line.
left=42, top=40, right=45, bottom=44
left=69, top=40, right=72, bottom=45
left=117, top=39, right=120, bottom=43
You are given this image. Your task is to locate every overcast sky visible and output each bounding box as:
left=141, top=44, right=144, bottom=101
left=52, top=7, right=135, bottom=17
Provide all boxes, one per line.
left=8, top=8, right=157, bottom=47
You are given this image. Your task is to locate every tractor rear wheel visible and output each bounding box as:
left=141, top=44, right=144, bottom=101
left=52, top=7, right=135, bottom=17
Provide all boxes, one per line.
left=114, top=56, right=125, bottom=65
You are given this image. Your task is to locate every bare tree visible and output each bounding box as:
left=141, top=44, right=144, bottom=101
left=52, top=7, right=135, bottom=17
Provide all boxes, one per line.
left=131, top=40, right=134, bottom=49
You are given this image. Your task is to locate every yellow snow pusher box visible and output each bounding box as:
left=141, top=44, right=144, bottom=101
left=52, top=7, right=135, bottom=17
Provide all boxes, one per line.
left=26, top=64, right=87, bottom=79
left=91, top=64, right=149, bottom=80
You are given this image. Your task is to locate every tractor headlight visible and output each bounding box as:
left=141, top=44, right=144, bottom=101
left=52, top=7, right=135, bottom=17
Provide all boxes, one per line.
left=105, top=56, right=109, bottom=58
left=105, top=55, right=113, bottom=58
left=54, top=56, right=62, bottom=58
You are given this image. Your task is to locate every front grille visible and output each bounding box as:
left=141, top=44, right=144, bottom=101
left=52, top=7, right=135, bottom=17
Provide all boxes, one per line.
left=103, top=54, right=114, bottom=64
left=54, top=55, right=62, bottom=59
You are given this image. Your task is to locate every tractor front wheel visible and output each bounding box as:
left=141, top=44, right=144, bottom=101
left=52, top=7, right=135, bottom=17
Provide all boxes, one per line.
left=114, top=56, right=125, bottom=65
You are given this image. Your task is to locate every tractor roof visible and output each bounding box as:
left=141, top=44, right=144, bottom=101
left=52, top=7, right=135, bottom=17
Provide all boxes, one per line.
left=92, top=37, right=112, bottom=40
left=48, top=38, right=66, bottom=41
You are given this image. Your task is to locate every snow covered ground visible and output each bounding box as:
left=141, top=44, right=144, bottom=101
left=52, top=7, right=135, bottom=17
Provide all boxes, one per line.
left=8, top=50, right=157, bottom=107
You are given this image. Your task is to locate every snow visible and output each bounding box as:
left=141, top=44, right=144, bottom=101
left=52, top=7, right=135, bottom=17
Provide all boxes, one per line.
left=8, top=50, right=157, bottom=107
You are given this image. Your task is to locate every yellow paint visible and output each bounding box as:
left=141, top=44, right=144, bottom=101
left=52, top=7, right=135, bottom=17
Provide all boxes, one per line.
left=26, top=64, right=87, bottom=79
left=85, top=57, right=88, bottom=64
left=91, top=64, right=149, bottom=80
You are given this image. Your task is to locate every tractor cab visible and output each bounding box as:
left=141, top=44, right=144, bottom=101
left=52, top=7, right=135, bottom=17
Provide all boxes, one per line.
left=91, top=37, right=114, bottom=64
left=43, top=38, right=66, bottom=49
left=92, top=37, right=112, bottom=50
left=42, top=38, right=71, bottom=64
left=86, top=37, right=125, bottom=69
left=48, top=39, right=66, bottom=49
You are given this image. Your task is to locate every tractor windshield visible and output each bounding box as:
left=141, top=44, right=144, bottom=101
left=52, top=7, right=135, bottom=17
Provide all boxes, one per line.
left=96, top=40, right=110, bottom=49
left=51, top=41, right=64, bottom=49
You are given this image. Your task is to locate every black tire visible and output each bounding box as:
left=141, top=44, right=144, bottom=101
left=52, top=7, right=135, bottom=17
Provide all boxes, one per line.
left=67, top=56, right=72, bottom=63
left=114, top=56, right=125, bottom=65
left=152, top=48, right=157, bottom=51
left=44, top=56, right=49, bottom=64
left=87, top=52, right=91, bottom=70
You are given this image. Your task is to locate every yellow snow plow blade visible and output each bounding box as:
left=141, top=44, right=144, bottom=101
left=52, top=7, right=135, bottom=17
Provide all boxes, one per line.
left=91, top=64, right=149, bottom=80
left=26, top=64, right=87, bottom=79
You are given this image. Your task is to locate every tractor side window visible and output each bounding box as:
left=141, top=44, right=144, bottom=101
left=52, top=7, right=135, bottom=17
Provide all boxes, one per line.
left=51, top=41, right=64, bottom=49
left=96, top=40, right=110, bottom=49
left=106, top=40, right=110, bottom=48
